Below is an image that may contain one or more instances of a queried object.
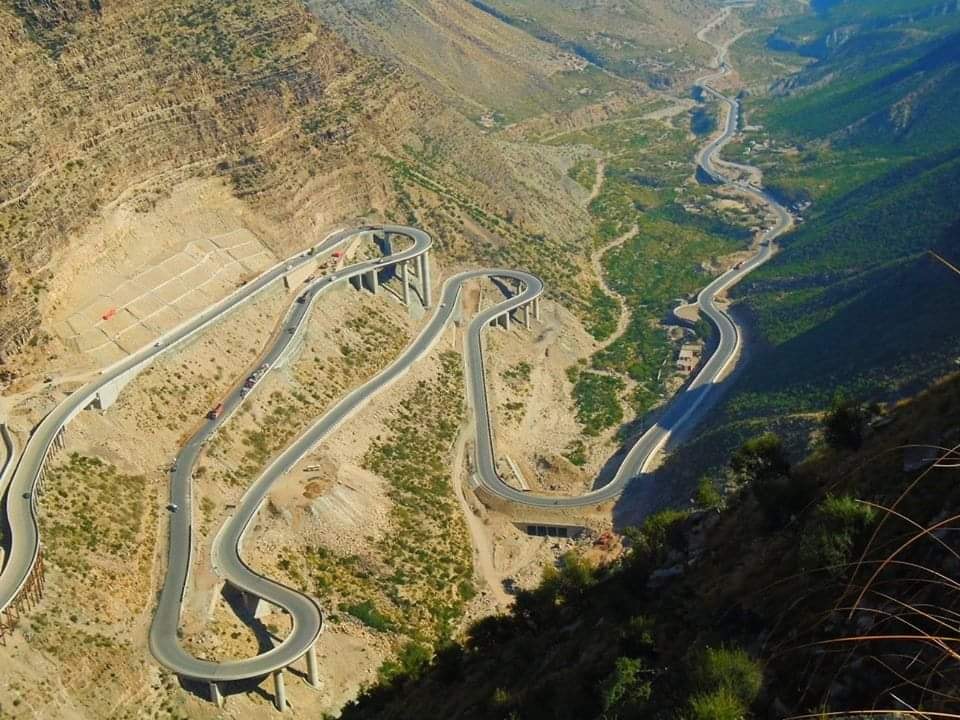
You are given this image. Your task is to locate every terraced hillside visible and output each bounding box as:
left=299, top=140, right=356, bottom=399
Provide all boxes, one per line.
left=470, top=0, right=715, bottom=82
left=0, top=0, right=593, bottom=380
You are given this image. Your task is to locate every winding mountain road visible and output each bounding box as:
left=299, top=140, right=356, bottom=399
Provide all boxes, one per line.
left=0, top=4, right=794, bottom=701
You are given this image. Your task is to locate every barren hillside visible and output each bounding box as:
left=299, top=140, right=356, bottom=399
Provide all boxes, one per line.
left=0, top=0, right=591, bottom=383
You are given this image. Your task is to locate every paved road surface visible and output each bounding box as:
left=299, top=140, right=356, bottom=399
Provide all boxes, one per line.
left=150, top=227, right=542, bottom=682
left=150, top=226, right=434, bottom=681
left=467, top=11, right=793, bottom=508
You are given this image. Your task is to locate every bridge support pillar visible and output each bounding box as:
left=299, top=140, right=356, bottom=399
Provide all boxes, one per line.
left=523, top=303, right=531, bottom=330
left=419, top=252, right=432, bottom=308
left=306, top=642, right=320, bottom=689
left=363, top=269, right=379, bottom=295
left=209, top=681, right=224, bottom=708
left=349, top=275, right=362, bottom=291
left=533, top=297, right=541, bottom=322
left=401, top=261, right=410, bottom=306
left=274, top=669, right=287, bottom=712
left=502, top=311, right=511, bottom=331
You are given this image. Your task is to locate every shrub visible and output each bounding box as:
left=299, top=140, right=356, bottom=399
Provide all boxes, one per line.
left=619, top=615, right=656, bottom=657
left=823, top=396, right=867, bottom=450
left=466, top=614, right=517, bottom=651
left=378, top=641, right=432, bottom=684
left=691, top=646, right=762, bottom=709
left=799, top=494, right=876, bottom=572
left=731, top=433, right=811, bottom=525
left=689, top=687, right=746, bottom=720
left=341, top=600, right=393, bottom=632
left=695, top=477, right=723, bottom=509
left=599, top=657, right=653, bottom=718
left=625, top=509, right=690, bottom=568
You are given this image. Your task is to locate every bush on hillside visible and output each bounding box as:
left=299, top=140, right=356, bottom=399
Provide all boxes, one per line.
left=598, top=656, right=653, bottom=719
left=514, top=551, right=599, bottom=625
left=619, top=615, right=656, bottom=658
left=689, top=687, right=747, bottom=720
left=695, top=476, right=723, bottom=509
left=824, top=396, right=867, bottom=450
left=730, top=433, right=812, bottom=525
left=688, top=646, right=763, bottom=719
left=624, top=508, right=690, bottom=570
left=799, top=494, right=876, bottom=572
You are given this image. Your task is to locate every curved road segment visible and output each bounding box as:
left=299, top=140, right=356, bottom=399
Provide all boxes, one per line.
left=150, top=225, right=438, bottom=681
left=150, top=255, right=542, bottom=681
left=0, top=227, right=363, bottom=618
left=472, top=22, right=793, bottom=508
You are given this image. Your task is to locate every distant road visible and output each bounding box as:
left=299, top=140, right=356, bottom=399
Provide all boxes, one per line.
left=466, top=8, right=793, bottom=508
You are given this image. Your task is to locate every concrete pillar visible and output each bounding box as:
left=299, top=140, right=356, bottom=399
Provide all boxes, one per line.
left=420, top=252, right=432, bottom=308
left=401, top=261, right=410, bottom=306
left=209, top=681, right=224, bottom=708
left=364, top=269, right=379, bottom=295
left=274, top=670, right=287, bottom=711
left=349, top=275, right=361, bottom=291
left=502, top=311, right=511, bottom=331
left=523, top=303, right=531, bottom=330
left=534, top=297, right=541, bottom=321
left=306, top=643, right=320, bottom=689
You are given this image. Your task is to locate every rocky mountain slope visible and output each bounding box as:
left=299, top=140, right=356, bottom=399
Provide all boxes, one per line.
left=306, top=0, right=713, bottom=122
left=0, top=0, right=592, bottom=383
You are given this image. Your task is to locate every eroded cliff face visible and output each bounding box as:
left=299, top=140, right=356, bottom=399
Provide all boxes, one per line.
left=0, top=0, right=378, bottom=361
left=0, top=0, right=590, bottom=379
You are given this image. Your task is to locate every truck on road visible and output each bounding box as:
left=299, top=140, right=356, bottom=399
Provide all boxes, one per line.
left=207, top=403, right=225, bottom=420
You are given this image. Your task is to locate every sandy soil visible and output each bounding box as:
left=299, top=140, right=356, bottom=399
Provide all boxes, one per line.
left=478, top=279, right=604, bottom=495
left=0, top=278, right=290, bottom=719
left=44, top=178, right=277, bottom=370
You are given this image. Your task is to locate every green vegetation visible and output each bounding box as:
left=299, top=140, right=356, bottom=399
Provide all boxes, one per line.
left=275, top=353, right=472, bottom=680
left=823, top=395, right=867, bottom=450
left=546, top=116, right=754, bottom=436
left=689, top=647, right=763, bottom=720
left=799, top=494, right=876, bottom=572
left=501, top=360, right=532, bottom=385
left=42, top=454, right=147, bottom=576
left=694, top=476, right=722, bottom=510
left=382, top=155, right=597, bottom=329
left=562, top=439, right=588, bottom=467
left=340, top=372, right=960, bottom=720
left=341, top=600, right=394, bottom=632
left=567, top=158, right=598, bottom=191
left=584, top=284, right=621, bottom=341
left=567, top=367, right=624, bottom=436
left=673, top=0, right=960, bottom=486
